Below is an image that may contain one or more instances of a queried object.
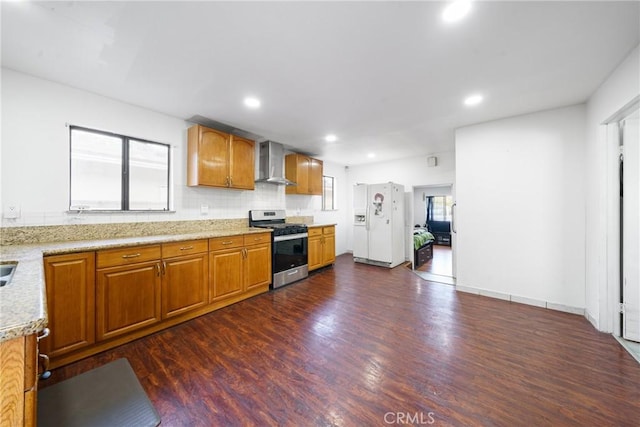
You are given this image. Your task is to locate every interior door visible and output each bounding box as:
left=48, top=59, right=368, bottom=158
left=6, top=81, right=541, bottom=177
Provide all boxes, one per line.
left=622, top=109, right=640, bottom=342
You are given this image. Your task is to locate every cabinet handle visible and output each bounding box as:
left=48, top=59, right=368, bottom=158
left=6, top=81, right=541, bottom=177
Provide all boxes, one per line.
left=162, top=261, right=167, bottom=275
left=37, top=327, right=50, bottom=341
left=122, top=253, right=141, bottom=259
left=229, top=176, right=233, bottom=187
left=156, top=263, right=161, bottom=276
left=39, top=353, right=51, bottom=380
left=222, top=241, right=234, bottom=245
left=225, top=176, right=230, bottom=187
left=179, top=246, right=194, bottom=251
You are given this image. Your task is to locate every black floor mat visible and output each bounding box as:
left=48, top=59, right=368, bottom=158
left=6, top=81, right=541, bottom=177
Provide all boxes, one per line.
left=38, top=358, right=160, bottom=427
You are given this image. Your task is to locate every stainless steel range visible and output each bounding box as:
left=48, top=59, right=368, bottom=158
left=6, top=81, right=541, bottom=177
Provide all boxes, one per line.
left=249, top=210, right=308, bottom=288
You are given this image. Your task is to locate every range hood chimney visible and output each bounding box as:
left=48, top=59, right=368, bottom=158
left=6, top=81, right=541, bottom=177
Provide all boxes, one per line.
left=255, top=141, right=297, bottom=186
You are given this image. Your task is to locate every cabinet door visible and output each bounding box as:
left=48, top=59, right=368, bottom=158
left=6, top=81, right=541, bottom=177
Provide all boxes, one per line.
left=195, top=126, right=230, bottom=187
left=285, top=154, right=310, bottom=194
left=244, top=243, right=271, bottom=291
left=210, top=248, right=243, bottom=302
left=96, top=261, right=161, bottom=341
left=229, top=136, right=255, bottom=190
left=308, top=158, right=323, bottom=195
left=162, top=253, right=208, bottom=319
left=0, top=334, right=38, bottom=427
left=308, top=235, right=323, bottom=271
left=42, top=252, right=95, bottom=357
left=322, top=233, right=336, bottom=265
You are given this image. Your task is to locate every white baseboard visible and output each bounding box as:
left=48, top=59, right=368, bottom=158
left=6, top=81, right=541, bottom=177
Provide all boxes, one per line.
left=586, top=311, right=599, bottom=329
left=455, top=285, right=585, bottom=316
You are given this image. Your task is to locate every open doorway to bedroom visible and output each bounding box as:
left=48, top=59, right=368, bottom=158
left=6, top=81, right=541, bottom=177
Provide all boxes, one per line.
left=411, top=184, right=455, bottom=285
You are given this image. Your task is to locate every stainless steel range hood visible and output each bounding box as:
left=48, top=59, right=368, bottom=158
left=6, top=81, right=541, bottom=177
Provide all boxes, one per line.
left=256, top=141, right=297, bottom=186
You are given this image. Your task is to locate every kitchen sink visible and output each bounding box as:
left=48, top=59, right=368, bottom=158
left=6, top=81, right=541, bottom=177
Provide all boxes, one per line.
left=0, top=264, right=17, bottom=287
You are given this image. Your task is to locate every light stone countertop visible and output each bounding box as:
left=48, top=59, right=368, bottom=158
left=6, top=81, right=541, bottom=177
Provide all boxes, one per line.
left=307, top=223, right=337, bottom=228
left=0, top=227, right=270, bottom=343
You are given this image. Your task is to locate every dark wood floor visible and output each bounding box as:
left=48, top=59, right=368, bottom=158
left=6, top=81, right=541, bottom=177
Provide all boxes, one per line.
left=41, top=254, right=640, bottom=426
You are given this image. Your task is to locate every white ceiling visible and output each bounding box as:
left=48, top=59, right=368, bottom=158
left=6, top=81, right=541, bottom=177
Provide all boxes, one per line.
left=2, top=1, right=639, bottom=166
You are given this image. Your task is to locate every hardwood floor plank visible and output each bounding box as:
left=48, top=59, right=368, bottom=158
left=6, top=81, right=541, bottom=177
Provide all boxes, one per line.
left=40, top=254, right=640, bottom=426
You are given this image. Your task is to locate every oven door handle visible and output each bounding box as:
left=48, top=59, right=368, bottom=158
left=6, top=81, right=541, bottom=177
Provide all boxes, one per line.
left=273, top=233, right=309, bottom=242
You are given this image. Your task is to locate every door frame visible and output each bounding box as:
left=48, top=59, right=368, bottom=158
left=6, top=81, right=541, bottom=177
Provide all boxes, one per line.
left=410, top=183, right=456, bottom=278
left=604, top=97, right=639, bottom=336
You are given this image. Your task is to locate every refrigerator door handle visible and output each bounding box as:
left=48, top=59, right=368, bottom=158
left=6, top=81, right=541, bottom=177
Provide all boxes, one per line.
left=366, top=205, right=370, bottom=231
left=452, top=202, right=457, bottom=234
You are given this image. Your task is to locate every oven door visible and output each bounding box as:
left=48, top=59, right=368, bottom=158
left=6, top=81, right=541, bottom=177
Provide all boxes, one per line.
left=272, top=233, right=308, bottom=288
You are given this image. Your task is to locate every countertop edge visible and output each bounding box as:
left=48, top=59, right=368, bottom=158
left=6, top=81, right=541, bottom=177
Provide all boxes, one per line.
left=0, top=227, right=272, bottom=343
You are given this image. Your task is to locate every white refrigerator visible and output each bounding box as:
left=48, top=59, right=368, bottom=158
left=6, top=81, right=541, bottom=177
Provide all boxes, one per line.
left=353, top=182, right=405, bottom=268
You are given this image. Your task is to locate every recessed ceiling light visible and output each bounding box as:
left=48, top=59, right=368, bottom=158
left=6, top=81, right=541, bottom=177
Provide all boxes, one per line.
left=464, top=94, right=483, bottom=106
left=243, top=97, right=261, bottom=109
left=325, top=134, right=338, bottom=142
left=367, top=153, right=376, bottom=159
left=442, top=0, right=472, bottom=23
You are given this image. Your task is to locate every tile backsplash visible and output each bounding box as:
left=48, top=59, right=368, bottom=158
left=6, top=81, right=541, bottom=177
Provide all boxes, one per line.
left=1, top=182, right=305, bottom=228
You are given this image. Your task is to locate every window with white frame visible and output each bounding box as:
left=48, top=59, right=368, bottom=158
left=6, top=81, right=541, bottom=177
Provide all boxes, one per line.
left=322, top=175, right=337, bottom=210
left=70, top=126, right=170, bottom=211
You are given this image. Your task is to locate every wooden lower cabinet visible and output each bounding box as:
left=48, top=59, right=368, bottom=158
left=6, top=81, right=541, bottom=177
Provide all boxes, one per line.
left=41, top=252, right=95, bottom=358
left=44, top=234, right=271, bottom=369
left=244, top=236, right=272, bottom=292
left=210, top=233, right=271, bottom=302
left=210, top=247, right=244, bottom=302
left=0, top=334, right=37, bottom=427
left=308, top=228, right=324, bottom=271
left=161, top=253, right=209, bottom=319
left=96, top=260, right=162, bottom=341
left=308, top=225, right=336, bottom=271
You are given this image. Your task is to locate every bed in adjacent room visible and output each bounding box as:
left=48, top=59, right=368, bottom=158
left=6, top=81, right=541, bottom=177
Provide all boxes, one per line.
left=413, top=228, right=435, bottom=269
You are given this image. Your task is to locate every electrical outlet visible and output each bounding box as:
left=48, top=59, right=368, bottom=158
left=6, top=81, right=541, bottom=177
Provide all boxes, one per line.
left=200, top=204, right=209, bottom=215
left=3, top=205, right=20, bottom=219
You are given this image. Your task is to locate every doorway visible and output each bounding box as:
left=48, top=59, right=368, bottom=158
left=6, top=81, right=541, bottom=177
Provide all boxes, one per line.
left=607, top=99, right=640, bottom=362
left=411, top=184, right=455, bottom=285
left=620, top=108, right=639, bottom=343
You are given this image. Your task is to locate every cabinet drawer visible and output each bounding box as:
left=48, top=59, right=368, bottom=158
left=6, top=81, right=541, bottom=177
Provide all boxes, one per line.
left=244, top=233, right=271, bottom=246
left=162, top=239, right=208, bottom=258
left=308, top=227, right=322, bottom=237
left=209, top=235, right=244, bottom=251
left=97, top=245, right=161, bottom=268
left=322, top=226, right=335, bottom=235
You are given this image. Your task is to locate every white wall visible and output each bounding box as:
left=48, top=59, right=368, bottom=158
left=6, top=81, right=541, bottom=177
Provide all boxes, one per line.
left=585, top=45, right=640, bottom=331
left=0, top=69, right=349, bottom=255
left=345, top=151, right=456, bottom=251
left=455, top=105, right=586, bottom=310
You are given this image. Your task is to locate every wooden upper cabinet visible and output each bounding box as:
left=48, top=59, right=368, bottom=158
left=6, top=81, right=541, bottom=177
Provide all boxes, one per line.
left=229, top=136, right=255, bottom=190
left=285, top=153, right=323, bottom=195
left=308, top=158, right=323, bottom=195
left=187, top=124, right=255, bottom=190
